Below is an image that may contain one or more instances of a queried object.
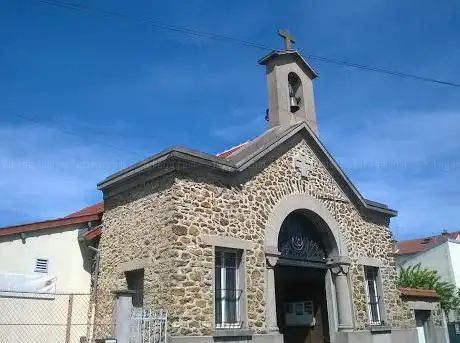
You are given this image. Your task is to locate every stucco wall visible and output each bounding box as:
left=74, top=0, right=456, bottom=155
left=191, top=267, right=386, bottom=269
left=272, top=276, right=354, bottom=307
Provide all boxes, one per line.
left=0, top=226, right=92, bottom=343
left=399, top=242, right=455, bottom=285
left=0, top=226, right=91, bottom=293
left=96, top=136, right=414, bottom=337
left=448, top=241, right=460, bottom=288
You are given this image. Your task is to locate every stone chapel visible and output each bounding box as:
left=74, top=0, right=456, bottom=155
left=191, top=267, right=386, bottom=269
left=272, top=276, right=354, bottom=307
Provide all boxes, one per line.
left=94, top=31, right=446, bottom=343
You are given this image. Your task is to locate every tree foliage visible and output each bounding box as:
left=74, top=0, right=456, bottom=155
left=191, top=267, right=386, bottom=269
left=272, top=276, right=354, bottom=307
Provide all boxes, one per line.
left=398, top=263, right=460, bottom=312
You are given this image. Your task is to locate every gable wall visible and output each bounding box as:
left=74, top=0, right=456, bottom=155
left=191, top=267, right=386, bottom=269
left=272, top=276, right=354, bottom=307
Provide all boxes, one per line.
left=95, top=138, right=415, bottom=337
left=169, top=139, right=414, bottom=335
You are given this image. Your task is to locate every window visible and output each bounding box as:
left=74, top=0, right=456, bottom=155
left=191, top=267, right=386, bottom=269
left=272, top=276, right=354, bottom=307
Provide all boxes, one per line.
left=364, top=266, right=382, bottom=325
left=215, top=248, right=243, bottom=329
left=35, top=258, right=49, bottom=273
left=125, top=269, right=144, bottom=308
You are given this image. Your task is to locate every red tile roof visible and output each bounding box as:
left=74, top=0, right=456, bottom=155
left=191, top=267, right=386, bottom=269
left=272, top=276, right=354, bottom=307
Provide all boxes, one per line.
left=0, top=203, right=103, bottom=237
left=0, top=141, right=256, bottom=238
left=398, top=231, right=459, bottom=255
left=216, top=141, right=251, bottom=158
left=400, top=287, right=440, bottom=299
left=84, top=225, right=102, bottom=241
left=64, top=202, right=104, bottom=218
left=0, top=140, right=242, bottom=238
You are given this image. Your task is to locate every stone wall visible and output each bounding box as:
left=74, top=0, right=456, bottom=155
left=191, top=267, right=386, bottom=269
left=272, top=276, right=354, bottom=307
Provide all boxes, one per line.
left=426, top=301, right=445, bottom=327
left=95, top=136, right=413, bottom=337
left=94, top=174, right=177, bottom=337
left=168, top=138, right=413, bottom=334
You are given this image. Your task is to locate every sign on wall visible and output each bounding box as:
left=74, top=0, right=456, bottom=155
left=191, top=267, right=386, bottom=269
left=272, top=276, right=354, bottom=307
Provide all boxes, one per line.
left=285, top=301, right=315, bottom=326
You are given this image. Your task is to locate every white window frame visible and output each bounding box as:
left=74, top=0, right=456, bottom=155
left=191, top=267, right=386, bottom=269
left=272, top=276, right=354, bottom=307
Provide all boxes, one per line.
left=34, top=258, right=49, bottom=273
left=364, top=266, right=381, bottom=326
left=214, top=248, right=242, bottom=329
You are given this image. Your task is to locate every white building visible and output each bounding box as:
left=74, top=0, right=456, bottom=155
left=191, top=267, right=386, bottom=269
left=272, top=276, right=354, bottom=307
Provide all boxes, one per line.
left=396, top=231, right=460, bottom=288
left=0, top=203, right=103, bottom=343
left=397, top=230, right=460, bottom=324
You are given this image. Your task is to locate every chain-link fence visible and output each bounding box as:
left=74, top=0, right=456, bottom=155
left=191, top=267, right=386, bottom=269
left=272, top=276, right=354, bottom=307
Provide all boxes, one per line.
left=0, top=291, right=111, bottom=343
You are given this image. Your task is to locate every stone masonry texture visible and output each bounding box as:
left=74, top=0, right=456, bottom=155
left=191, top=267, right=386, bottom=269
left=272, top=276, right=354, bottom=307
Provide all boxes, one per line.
left=95, top=135, right=419, bottom=337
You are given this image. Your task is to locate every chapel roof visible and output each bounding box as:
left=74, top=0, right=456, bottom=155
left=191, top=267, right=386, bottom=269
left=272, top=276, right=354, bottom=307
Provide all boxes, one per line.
left=216, top=140, right=252, bottom=158
left=1, top=120, right=399, bottom=239
left=98, top=121, right=397, bottom=218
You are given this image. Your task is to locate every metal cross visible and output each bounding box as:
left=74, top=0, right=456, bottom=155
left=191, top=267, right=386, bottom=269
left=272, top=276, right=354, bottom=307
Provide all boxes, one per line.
left=278, top=29, right=296, bottom=50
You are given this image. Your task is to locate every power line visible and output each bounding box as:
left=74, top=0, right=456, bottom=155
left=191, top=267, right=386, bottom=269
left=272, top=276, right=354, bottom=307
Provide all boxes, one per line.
left=10, top=113, right=145, bottom=158
left=33, top=0, right=460, bottom=88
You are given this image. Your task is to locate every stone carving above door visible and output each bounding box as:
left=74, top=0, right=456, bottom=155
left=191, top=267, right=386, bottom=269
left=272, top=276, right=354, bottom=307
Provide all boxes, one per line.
left=294, top=152, right=313, bottom=179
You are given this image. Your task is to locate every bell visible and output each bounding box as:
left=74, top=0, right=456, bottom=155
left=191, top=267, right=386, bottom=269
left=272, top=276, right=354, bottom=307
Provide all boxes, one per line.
left=290, top=95, right=300, bottom=112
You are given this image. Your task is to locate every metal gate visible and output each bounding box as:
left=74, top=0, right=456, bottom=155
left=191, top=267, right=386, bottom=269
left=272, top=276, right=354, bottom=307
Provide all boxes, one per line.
left=129, top=308, right=167, bottom=343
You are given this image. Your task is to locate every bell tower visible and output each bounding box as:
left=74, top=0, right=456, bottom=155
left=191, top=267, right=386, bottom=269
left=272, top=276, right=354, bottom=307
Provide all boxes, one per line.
left=259, top=30, right=319, bottom=135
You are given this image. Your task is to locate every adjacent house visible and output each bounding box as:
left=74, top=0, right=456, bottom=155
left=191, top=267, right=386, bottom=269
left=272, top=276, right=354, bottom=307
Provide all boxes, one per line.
left=0, top=203, right=103, bottom=343
left=397, top=230, right=460, bottom=288
left=397, top=230, right=460, bottom=321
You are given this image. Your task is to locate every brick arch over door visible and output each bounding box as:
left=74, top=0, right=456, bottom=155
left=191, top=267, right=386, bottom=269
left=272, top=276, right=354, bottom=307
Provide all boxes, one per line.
left=264, top=193, right=348, bottom=257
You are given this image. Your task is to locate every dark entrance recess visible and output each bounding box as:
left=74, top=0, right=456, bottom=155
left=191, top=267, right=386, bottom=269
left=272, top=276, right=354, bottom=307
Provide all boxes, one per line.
left=275, top=211, right=330, bottom=343
left=275, top=266, right=329, bottom=343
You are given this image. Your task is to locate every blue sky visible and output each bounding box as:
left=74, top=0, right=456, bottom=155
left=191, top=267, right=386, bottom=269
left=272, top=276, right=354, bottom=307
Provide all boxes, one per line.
left=1, top=0, right=459, bottom=240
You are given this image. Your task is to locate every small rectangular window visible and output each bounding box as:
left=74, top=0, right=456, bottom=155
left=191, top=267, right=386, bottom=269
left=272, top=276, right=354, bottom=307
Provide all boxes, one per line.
left=125, top=269, right=144, bottom=308
left=214, top=248, right=243, bottom=329
left=364, top=266, right=381, bottom=325
left=35, top=258, right=49, bottom=273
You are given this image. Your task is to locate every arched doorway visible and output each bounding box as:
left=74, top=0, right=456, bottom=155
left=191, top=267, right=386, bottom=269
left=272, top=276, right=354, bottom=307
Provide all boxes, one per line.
left=264, top=194, right=354, bottom=343
left=274, top=210, right=331, bottom=343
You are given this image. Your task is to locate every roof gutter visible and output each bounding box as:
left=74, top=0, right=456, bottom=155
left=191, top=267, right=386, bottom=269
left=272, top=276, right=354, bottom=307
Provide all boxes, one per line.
left=0, top=213, right=102, bottom=237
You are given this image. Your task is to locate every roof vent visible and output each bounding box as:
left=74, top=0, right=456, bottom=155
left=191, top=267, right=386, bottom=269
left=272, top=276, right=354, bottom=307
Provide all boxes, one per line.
left=421, top=237, right=432, bottom=244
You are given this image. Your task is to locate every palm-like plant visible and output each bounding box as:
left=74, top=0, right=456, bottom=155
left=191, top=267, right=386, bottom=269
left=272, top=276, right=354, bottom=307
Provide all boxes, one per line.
left=398, top=263, right=460, bottom=312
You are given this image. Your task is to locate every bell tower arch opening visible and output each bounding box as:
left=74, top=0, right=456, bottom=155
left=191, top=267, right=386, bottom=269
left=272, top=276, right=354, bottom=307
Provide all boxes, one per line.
left=288, top=72, right=302, bottom=114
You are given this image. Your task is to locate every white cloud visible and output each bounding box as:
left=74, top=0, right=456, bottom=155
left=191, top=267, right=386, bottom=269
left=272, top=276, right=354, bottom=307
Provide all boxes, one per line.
left=321, top=110, right=460, bottom=239
left=0, top=122, right=139, bottom=226
left=324, top=111, right=460, bottom=167
left=211, top=107, right=267, bottom=143
left=3, top=109, right=459, bottom=241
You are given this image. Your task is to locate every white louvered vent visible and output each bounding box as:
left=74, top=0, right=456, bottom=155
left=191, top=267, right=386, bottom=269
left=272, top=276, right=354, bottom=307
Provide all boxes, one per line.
left=35, top=258, right=49, bottom=273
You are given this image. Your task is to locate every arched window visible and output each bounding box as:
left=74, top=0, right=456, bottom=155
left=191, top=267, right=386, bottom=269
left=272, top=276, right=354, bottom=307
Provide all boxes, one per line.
left=277, top=212, right=326, bottom=262
left=288, top=72, right=302, bottom=113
